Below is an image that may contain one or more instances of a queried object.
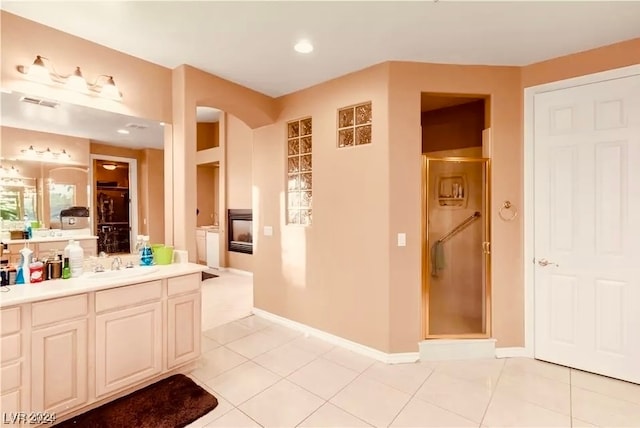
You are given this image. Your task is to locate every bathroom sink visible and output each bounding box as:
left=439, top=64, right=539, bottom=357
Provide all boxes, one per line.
left=84, top=266, right=160, bottom=280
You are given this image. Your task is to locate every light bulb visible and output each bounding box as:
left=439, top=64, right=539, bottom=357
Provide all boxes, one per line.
left=100, top=76, right=121, bottom=100
left=66, top=67, right=88, bottom=92
left=26, top=56, right=52, bottom=83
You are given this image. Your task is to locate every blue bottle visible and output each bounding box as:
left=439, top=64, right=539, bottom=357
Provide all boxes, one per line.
left=140, top=236, right=154, bottom=266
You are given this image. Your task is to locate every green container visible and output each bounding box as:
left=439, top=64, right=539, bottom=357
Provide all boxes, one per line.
left=153, top=245, right=174, bottom=265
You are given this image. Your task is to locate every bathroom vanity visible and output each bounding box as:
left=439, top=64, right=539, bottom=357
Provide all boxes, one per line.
left=0, top=263, right=206, bottom=426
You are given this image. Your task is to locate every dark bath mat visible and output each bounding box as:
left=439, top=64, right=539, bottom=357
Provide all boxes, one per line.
left=54, top=374, right=218, bottom=428
left=202, top=272, right=219, bottom=281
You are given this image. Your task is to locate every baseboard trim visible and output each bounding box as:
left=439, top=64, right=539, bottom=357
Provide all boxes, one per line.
left=219, top=267, right=253, bottom=277
left=252, top=308, right=419, bottom=364
left=495, top=347, right=531, bottom=358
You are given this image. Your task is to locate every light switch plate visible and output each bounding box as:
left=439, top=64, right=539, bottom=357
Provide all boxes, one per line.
left=264, top=226, right=273, bottom=236
left=397, top=233, right=406, bottom=247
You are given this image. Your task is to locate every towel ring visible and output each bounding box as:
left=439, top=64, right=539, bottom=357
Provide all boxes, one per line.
left=498, top=200, right=518, bottom=222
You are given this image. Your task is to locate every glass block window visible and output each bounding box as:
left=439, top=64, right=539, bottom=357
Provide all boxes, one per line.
left=286, top=117, right=312, bottom=225
left=337, top=101, right=372, bottom=148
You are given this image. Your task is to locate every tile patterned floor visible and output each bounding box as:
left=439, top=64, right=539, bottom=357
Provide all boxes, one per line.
left=188, top=271, right=640, bottom=427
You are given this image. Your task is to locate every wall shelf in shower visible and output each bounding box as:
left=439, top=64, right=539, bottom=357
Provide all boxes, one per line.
left=436, top=174, right=468, bottom=208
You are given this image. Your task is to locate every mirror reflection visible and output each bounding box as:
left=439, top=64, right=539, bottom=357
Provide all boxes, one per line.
left=0, top=89, right=165, bottom=255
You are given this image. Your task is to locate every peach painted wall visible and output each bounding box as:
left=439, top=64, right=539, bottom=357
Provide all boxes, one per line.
left=197, top=123, right=220, bottom=150
left=253, top=63, right=391, bottom=351
left=421, top=100, right=485, bottom=153
left=172, top=65, right=276, bottom=261
left=196, top=164, right=216, bottom=227
left=1, top=126, right=91, bottom=166
left=0, top=11, right=172, bottom=123
left=388, top=62, right=522, bottom=350
left=226, top=114, right=254, bottom=272
left=522, top=38, right=640, bottom=88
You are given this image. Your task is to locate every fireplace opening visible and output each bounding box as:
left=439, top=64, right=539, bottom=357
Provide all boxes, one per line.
left=228, top=209, right=253, bottom=254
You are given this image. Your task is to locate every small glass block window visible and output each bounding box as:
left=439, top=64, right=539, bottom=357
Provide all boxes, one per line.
left=337, top=101, right=372, bottom=148
left=286, top=117, right=312, bottom=226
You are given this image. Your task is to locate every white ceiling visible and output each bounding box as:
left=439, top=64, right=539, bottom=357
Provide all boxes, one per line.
left=2, top=1, right=640, bottom=97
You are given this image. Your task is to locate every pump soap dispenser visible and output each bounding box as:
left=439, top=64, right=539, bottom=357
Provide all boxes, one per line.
left=16, top=246, right=34, bottom=285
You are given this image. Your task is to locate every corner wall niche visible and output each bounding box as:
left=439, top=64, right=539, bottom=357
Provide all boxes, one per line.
left=435, top=174, right=468, bottom=208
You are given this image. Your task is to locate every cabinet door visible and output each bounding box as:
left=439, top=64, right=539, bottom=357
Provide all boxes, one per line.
left=95, top=302, right=162, bottom=397
left=31, top=319, right=88, bottom=414
left=167, top=293, right=201, bottom=369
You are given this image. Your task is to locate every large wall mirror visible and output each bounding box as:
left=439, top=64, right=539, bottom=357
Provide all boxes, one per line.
left=0, top=90, right=166, bottom=252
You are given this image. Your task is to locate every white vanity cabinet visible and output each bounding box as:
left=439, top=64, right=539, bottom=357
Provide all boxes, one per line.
left=1, top=306, right=28, bottom=428
left=0, top=265, right=204, bottom=424
left=95, top=281, right=163, bottom=397
left=167, top=274, right=201, bottom=368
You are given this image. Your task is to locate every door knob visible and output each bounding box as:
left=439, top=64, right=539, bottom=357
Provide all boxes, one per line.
left=537, top=258, right=559, bottom=267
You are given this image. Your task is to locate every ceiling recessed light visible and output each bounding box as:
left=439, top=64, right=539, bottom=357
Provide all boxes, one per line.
left=294, top=40, right=314, bottom=54
left=117, top=129, right=130, bottom=135
left=159, top=122, right=165, bottom=126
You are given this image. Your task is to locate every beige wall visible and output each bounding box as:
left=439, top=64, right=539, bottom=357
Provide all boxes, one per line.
left=0, top=11, right=172, bottom=123
left=253, top=63, right=392, bottom=351
left=197, top=164, right=216, bottom=227
left=225, top=114, right=254, bottom=272
left=197, top=122, right=219, bottom=150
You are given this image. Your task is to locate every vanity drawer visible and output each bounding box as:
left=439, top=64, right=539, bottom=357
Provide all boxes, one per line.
left=1, top=307, right=21, bottom=336
left=96, top=280, right=162, bottom=313
left=36, top=241, right=67, bottom=254
left=167, top=274, right=200, bottom=296
left=32, top=294, right=88, bottom=327
left=1, top=361, right=21, bottom=393
left=1, top=334, right=21, bottom=363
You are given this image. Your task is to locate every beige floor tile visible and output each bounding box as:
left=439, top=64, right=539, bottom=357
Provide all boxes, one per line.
left=571, top=369, right=640, bottom=405
left=390, top=397, right=477, bottom=427
left=503, top=357, right=570, bottom=384
left=571, top=386, right=640, bottom=427
left=205, top=408, right=261, bottom=427
left=226, top=330, right=293, bottom=359
left=482, top=391, right=571, bottom=427
left=436, top=358, right=505, bottom=390
left=260, top=323, right=303, bottom=343
left=253, top=342, right=319, bottom=376
left=204, top=322, right=255, bottom=345
left=496, top=370, right=571, bottom=415
left=414, top=371, right=492, bottom=423
left=235, top=314, right=274, bottom=331
left=322, top=347, right=376, bottom=373
left=330, top=376, right=411, bottom=427
left=191, top=346, right=248, bottom=382
left=287, top=357, right=360, bottom=400
left=239, top=379, right=324, bottom=428
left=288, top=335, right=335, bottom=356
left=298, top=402, right=373, bottom=427
left=572, top=418, right=598, bottom=428
left=361, top=361, right=433, bottom=395
left=205, top=361, right=280, bottom=406
left=201, top=335, right=221, bottom=353
left=201, top=271, right=253, bottom=331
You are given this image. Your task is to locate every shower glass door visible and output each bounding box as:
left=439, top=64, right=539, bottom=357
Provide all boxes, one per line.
left=423, top=157, right=491, bottom=338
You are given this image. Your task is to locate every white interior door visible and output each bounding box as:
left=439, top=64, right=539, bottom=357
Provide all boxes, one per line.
left=533, top=74, right=640, bottom=384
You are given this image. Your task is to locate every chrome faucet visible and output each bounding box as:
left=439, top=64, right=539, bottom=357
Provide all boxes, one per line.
left=111, top=256, right=122, bottom=271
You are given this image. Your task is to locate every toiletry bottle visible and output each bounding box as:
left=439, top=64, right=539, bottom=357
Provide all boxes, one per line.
left=69, top=241, right=84, bottom=278
left=17, top=246, right=33, bottom=284
left=30, top=260, right=44, bottom=283
left=140, top=236, right=153, bottom=266
left=62, top=257, right=71, bottom=279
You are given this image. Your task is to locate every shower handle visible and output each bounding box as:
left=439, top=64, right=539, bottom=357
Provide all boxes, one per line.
left=482, top=242, right=491, bottom=254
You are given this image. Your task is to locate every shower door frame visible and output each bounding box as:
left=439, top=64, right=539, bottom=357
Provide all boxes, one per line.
left=421, top=156, right=492, bottom=339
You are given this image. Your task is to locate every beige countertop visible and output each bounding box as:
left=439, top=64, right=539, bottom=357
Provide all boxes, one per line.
left=0, top=263, right=207, bottom=308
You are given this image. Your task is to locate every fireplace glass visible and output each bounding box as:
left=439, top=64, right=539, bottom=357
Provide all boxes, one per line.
left=228, top=209, right=253, bottom=254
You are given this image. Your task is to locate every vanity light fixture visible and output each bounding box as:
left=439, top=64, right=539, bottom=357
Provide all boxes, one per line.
left=20, top=145, right=71, bottom=162
left=17, top=55, right=123, bottom=100
left=0, top=165, right=20, bottom=177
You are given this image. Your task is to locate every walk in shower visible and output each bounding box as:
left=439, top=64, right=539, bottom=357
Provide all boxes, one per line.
left=422, top=156, right=491, bottom=338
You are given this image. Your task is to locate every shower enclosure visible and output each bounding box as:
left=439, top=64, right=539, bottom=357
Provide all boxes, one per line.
left=422, top=156, right=491, bottom=338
